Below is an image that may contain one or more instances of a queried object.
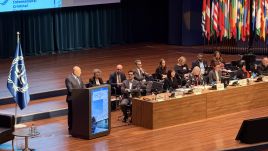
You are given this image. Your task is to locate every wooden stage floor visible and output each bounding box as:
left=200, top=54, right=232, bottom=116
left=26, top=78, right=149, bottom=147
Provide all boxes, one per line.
left=1, top=106, right=268, bottom=151
left=0, top=43, right=267, bottom=151
left=0, top=43, right=246, bottom=99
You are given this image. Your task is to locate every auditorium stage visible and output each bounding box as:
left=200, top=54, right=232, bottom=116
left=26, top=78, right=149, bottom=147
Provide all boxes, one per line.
left=0, top=43, right=267, bottom=151
left=0, top=43, right=244, bottom=100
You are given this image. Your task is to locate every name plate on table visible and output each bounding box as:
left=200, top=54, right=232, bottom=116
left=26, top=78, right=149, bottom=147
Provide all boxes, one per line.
left=239, top=79, right=248, bottom=86
left=263, top=76, right=268, bottom=82
left=216, top=83, right=224, bottom=90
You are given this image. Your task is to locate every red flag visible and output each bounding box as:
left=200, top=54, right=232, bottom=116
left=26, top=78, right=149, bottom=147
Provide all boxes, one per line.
left=206, top=0, right=211, bottom=40
left=213, top=0, right=219, bottom=36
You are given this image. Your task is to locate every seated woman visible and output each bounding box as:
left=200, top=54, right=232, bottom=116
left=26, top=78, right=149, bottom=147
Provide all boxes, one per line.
left=211, top=51, right=225, bottom=68
left=163, top=69, right=181, bottom=91
left=187, top=66, right=204, bottom=86
left=174, top=56, right=189, bottom=79
left=88, top=69, right=104, bottom=87
left=208, top=61, right=222, bottom=85
left=155, top=58, right=168, bottom=80
left=236, top=60, right=250, bottom=79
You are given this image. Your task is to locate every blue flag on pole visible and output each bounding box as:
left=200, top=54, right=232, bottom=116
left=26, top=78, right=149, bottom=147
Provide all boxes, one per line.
left=7, top=33, right=30, bottom=110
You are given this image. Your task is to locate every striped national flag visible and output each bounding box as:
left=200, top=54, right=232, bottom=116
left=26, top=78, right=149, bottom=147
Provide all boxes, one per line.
left=206, top=0, right=211, bottom=40
left=213, top=0, right=219, bottom=36
left=202, top=0, right=207, bottom=38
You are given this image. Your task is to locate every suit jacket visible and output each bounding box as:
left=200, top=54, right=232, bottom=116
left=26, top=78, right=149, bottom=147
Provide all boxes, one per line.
left=88, top=77, right=104, bottom=87
left=109, top=72, right=126, bottom=87
left=174, top=64, right=189, bottom=78
left=133, top=68, right=150, bottom=81
left=192, top=60, right=208, bottom=74
left=65, top=74, right=85, bottom=102
left=236, top=69, right=247, bottom=79
left=121, top=79, right=140, bottom=98
left=155, top=67, right=168, bottom=80
left=257, top=64, right=268, bottom=76
left=208, top=70, right=222, bottom=84
left=163, top=77, right=180, bottom=91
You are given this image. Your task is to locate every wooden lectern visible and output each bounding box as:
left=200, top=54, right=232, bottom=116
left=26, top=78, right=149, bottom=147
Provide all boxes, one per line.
left=71, top=85, right=111, bottom=139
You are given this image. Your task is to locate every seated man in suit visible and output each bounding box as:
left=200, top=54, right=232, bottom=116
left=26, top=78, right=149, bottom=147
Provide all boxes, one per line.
left=88, top=69, right=104, bottom=87
left=133, top=59, right=153, bottom=95
left=121, top=70, right=140, bottom=122
left=208, top=61, right=222, bottom=85
left=109, top=64, right=126, bottom=96
left=192, top=53, right=208, bottom=76
left=257, top=57, right=268, bottom=76
left=65, top=66, right=85, bottom=134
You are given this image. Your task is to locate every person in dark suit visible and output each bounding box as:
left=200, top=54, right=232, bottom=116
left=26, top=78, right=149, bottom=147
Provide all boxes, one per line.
left=163, top=69, right=181, bottom=91
left=109, top=64, right=126, bottom=96
left=133, top=59, right=153, bottom=94
left=121, top=70, right=140, bottom=122
left=155, top=58, right=168, bottom=80
left=88, top=69, right=104, bottom=87
left=192, top=53, right=208, bottom=75
left=133, top=59, right=151, bottom=81
left=174, top=56, right=189, bottom=79
left=257, top=57, right=268, bottom=76
left=65, top=66, right=85, bottom=134
left=236, top=60, right=250, bottom=79
left=208, top=61, right=222, bottom=85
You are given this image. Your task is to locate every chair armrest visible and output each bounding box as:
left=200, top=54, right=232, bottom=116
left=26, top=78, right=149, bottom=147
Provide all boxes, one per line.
left=0, top=113, right=15, bottom=129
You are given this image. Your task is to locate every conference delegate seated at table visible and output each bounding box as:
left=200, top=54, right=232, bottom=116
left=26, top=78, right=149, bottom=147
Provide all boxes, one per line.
left=208, top=62, right=222, bottom=85
left=133, top=59, right=153, bottom=94
left=236, top=60, right=250, bottom=79
left=88, top=69, right=104, bottom=87
left=174, top=56, right=189, bottom=79
left=163, top=69, right=181, bottom=91
left=120, top=70, right=141, bottom=123
left=192, top=53, right=209, bottom=76
left=187, top=66, right=204, bottom=86
left=257, top=57, right=268, bottom=76
left=211, top=51, right=225, bottom=65
left=155, top=58, right=168, bottom=80
left=109, top=64, right=126, bottom=96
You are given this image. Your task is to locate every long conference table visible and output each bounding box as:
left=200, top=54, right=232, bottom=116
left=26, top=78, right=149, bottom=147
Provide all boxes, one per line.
left=132, top=80, right=268, bottom=129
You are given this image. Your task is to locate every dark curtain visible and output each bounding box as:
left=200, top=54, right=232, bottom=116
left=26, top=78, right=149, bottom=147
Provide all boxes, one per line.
left=0, top=1, right=168, bottom=58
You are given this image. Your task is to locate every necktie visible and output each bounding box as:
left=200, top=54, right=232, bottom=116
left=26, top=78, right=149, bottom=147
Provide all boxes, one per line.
left=117, top=74, right=121, bottom=83
left=76, top=77, right=81, bottom=86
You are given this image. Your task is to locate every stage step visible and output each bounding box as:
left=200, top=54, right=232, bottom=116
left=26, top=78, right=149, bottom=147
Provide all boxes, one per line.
left=0, top=96, right=67, bottom=123
left=0, top=89, right=67, bottom=106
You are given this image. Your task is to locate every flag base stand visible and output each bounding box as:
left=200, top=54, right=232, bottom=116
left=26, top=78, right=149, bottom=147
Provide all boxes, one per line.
left=15, top=124, right=27, bottom=129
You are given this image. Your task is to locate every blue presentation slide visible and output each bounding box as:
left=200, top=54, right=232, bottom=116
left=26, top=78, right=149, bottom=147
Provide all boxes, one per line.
left=91, top=87, right=109, bottom=134
left=0, top=0, right=62, bottom=12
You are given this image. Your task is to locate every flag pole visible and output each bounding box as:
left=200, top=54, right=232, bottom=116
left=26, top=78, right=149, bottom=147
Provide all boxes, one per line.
left=14, top=32, right=27, bottom=129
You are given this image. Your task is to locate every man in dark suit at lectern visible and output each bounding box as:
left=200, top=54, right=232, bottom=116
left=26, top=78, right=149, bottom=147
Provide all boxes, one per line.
left=121, top=70, right=140, bottom=122
left=65, top=66, right=85, bottom=134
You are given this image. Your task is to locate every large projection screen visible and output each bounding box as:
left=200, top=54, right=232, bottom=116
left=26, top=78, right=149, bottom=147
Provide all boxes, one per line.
left=0, top=0, right=120, bottom=13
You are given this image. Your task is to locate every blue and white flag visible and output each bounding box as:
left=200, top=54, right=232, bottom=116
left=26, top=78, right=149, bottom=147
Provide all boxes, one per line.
left=7, top=34, right=30, bottom=110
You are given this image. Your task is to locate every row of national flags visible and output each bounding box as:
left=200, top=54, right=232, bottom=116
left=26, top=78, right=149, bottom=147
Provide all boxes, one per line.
left=202, top=0, right=268, bottom=42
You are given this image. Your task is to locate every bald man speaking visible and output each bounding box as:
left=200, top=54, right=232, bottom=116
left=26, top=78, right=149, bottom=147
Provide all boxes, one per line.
left=65, top=66, right=85, bottom=134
